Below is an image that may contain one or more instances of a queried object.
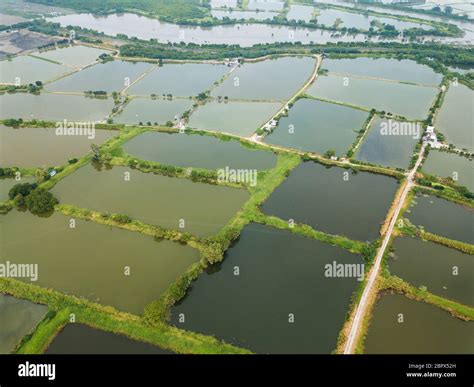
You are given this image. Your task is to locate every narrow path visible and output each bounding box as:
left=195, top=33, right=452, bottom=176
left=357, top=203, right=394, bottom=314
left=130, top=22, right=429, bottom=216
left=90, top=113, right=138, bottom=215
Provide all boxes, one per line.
left=343, top=142, right=427, bottom=354
left=254, top=54, right=321, bottom=138
left=120, top=64, right=157, bottom=95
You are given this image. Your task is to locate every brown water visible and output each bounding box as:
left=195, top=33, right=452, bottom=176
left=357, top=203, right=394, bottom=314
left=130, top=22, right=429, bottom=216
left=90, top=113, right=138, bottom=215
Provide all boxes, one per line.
left=365, top=293, right=474, bottom=354
left=0, top=210, right=200, bottom=314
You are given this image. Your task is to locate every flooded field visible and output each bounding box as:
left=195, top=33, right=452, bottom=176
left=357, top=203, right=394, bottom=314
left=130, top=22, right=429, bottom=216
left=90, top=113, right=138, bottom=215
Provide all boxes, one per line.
left=262, top=161, right=399, bottom=241
left=266, top=98, right=367, bottom=156
left=52, top=164, right=249, bottom=237
left=0, top=126, right=116, bottom=167
left=187, top=100, right=281, bottom=137
left=435, top=84, right=473, bottom=152
left=45, top=324, right=172, bottom=354
left=422, top=151, right=474, bottom=192
left=287, top=4, right=314, bottom=22
left=46, top=60, right=153, bottom=93
left=355, top=117, right=419, bottom=169
left=390, top=237, right=474, bottom=306
left=365, top=293, right=474, bottom=353
left=0, top=55, right=70, bottom=84
left=314, top=8, right=433, bottom=31
left=123, top=131, right=277, bottom=170
left=248, top=0, right=284, bottom=11
left=114, top=98, right=193, bottom=125
left=407, top=194, right=474, bottom=244
left=47, top=13, right=373, bottom=46
left=0, top=93, right=114, bottom=121
left=211, top=56, right=315, bottom=100
left=0, top=210, right=199, bottom=314
left=212, top=9, right=277, bottom=20
left=33, top=45, right=110, bottom=68
left=0, top=295, right=48, bottom=354
left=128, top=63, right=229, bottom=97
left=307, top=74, right=438, bottom=119
left=172, top=223, right=362, bottom=353
left=320, top=57, right=442, bottom=85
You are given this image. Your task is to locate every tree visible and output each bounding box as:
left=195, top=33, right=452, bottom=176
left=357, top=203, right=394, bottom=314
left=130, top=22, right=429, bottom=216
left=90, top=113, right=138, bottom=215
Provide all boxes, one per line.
left=25, top=188, right=58, bottom=214
left=8, top=183, right=37, bottom=200
left=90, top=144, right=101, bottom=161
left=324, top=149, right=336, bottom=159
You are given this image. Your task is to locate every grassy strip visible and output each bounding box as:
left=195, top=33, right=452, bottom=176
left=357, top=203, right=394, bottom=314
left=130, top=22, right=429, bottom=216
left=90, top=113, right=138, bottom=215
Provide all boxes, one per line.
left=143, top=153, right=302, bottom=324
left=15, top=309, right=70, bottom=354
left=302, top=94, right=371, bottom=113
left=110, top=154, right=246, bottom=189
left=0, top=279, right=250, bottom=354
left=56, top=203, right=200, bottom=248
left=413, top=185, right=474, bottom=208
left=251, top=211, right=366, bottom=254
left=418, top=230, right=474, bottom=255
left=379, top=275, right=474, bottom=321
left=28, top=54, right=62, bottom=65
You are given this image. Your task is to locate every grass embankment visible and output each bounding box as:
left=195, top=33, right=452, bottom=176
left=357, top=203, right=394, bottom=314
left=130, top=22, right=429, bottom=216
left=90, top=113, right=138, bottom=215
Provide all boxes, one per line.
left=110, top=154, right=246, bottom=189
left=142, top=153, right=302, bottom=324
left=251, top=212, right=366, bottom=254
left=56, top=203, right=200, bottom=248
left=1, top=278, right=250, bottom=355
left=379, top=275, right=474, bottom=321
left=395, top=190, right=474, bottom=254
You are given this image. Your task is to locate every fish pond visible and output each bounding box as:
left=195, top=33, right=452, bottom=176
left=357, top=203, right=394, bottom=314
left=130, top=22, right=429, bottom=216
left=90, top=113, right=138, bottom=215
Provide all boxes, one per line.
left=172, top=223, right=362, bottom=354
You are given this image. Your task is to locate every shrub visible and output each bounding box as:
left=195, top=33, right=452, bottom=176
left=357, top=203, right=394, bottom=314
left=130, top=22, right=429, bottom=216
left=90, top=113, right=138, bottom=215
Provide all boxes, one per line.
left=25, top=188, right=58, bottom=214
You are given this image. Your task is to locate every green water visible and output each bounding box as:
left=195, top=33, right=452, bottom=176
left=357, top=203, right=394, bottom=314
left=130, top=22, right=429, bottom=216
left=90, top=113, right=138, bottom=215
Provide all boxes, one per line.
left=436, top=84, right=473, bottom=152
left=52, top=164, right=249, bottom=237
left=391, top=237, right=474, bottom=306
left=114, top=98, right=193, bottom=125
left=187, top=100, right=281, bottom=137
left=0, top=294, right=48, bottom=354
left=0, top=126, right=116, bottom=167
left=407, top=194, right=474, bottom=244
left=422, top=150, right=474, bottom=192
left=46, top=60, right=153, bottom=93
left=0, top=93, right=114, bottom=121
left=262, top=161, right=399, bottom=241
left=128, top=63, right=229, bottom=97
left=307, top=74, right=438, bottom=120
left=0, top=210, right=199, bottom=314
left=211, top=57, right=315, bottom=100
left=355, top=117, right=419, bottom=169
left=365, top=293, right=474, bottom=354
left=0, top=176, right=36, bottom=201
left=0, top=55, right=70, bottom=84
left=33, top=45, right=110, bottom=68
left=45, top=324, right=172, bottom=354
left=172, top=223, right=362, bottom=354
left=266, top=98, right=367, bottom=156
left=321, top=57, right=442, bottom=85
left=123, top=131, right=276, bottom=170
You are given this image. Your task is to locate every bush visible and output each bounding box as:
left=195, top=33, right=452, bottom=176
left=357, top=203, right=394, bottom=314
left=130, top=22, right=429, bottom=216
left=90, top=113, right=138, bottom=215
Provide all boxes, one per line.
left=25, top=188, right=58, bottom=214
left=8, top=183, right=37, bottom=200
